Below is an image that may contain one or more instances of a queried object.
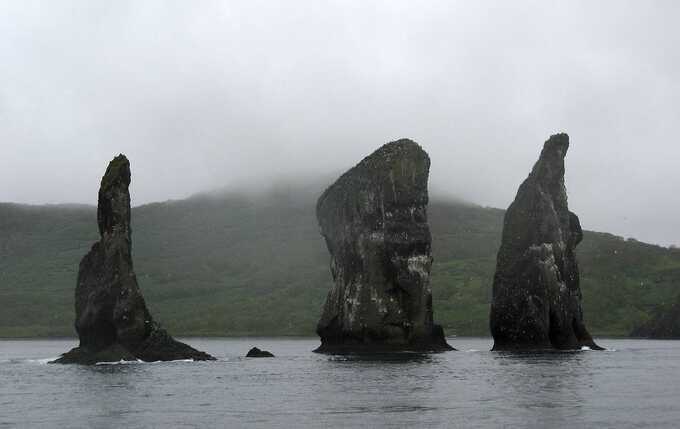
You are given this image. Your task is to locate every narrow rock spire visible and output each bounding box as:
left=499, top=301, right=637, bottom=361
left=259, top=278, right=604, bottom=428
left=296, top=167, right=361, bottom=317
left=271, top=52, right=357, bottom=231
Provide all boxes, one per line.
left=490, top=133, right=602, bottom=351
left=53, top=154, right=214, bottom=364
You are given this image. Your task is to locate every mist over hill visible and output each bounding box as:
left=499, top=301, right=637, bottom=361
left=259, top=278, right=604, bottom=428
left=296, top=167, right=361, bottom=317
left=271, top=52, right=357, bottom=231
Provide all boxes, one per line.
left=1, top=181, right=679, bottom=338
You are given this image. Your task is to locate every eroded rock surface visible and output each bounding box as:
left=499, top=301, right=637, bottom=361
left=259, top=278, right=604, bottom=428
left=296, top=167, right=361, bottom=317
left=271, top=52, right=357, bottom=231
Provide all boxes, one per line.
left=315, top=139, right=453, bottom=353
left=490, top=133, right=602, bottom=351
left=52, top=155, right=214, bottom=364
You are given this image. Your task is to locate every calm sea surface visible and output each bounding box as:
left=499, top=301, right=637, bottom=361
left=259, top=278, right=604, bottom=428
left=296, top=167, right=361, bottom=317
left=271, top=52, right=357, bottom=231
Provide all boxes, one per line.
left=1, top=337, right=679, bottom=428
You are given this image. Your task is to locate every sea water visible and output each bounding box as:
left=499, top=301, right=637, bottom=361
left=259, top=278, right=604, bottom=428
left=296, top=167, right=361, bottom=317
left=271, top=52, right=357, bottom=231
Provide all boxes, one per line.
left=1, top=338, right=679, bottom=428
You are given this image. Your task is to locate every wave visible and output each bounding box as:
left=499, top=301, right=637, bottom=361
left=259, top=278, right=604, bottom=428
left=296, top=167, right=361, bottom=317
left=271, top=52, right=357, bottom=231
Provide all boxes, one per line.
left=581, top=346, right=617, bottom=352
left=25, top=357, right=57, bottom=365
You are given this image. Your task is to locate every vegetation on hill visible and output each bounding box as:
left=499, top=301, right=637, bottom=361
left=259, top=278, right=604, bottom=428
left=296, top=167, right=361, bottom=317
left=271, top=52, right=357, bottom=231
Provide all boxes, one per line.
left=1, top=187, right=679, bottom=338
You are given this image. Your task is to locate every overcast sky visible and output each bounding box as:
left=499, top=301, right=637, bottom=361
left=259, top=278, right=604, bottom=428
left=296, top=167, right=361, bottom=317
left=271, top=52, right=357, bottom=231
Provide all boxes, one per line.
left=1, top=1, right=679, bottom=246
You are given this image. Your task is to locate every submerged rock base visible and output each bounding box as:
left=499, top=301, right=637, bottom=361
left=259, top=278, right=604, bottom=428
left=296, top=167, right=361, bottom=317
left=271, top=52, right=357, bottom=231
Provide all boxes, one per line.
left=490, top=134, right=602, bottom=351
left=314, top=139, right=453, bottom=354
left=314, top=324, right=451, bottom=354
left=54, top=323, right=213, bottom=364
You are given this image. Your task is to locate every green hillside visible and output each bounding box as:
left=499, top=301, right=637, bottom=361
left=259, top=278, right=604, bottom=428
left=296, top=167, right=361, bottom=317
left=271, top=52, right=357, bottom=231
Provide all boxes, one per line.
left=2, top=187, right=680, bottom=338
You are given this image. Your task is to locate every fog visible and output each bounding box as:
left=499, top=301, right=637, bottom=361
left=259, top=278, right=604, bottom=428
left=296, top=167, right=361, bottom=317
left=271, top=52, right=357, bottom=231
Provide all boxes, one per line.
left=1, top=1, right=679, bottom=246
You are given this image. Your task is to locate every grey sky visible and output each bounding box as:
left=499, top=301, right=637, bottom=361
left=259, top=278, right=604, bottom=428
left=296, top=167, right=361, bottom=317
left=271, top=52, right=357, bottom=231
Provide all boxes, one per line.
left=1, top=1, right=679, bottom=246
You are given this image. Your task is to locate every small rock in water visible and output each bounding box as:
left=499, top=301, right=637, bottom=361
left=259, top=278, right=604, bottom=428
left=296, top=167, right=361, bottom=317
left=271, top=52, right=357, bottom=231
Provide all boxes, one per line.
left=246, top=347, right=275, bottom=358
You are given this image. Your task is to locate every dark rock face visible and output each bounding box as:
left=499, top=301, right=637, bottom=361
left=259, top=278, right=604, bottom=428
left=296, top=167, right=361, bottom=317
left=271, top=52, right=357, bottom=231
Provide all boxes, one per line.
left=490, top=134, right=602, bottom=351
left=631, top=302, right=680, bottom=339
left=52, top=155, right=214, bottom=364
left=246, top=347, right=275, bottom=357
left=314, top=139, right=453, bottom=353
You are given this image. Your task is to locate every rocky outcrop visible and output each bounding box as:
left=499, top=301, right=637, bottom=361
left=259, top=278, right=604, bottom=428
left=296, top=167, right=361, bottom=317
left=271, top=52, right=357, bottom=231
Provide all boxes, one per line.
left=631, top=301, right=680, bottom=339
left=314, top=139, right=453, bottom=353
left=490, top=133, right=602, bottom=351
left=52, top=155, right=214, bottom=364
left=246, top=347, right=275, bottom=357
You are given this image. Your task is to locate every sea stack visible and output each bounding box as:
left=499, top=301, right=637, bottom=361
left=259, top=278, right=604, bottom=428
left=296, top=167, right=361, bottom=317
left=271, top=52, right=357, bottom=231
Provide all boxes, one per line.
left=314, top=139, right=453, bottom=353
left=53, top=155, right=214, bottom=364
left=490, top=133, right=601, bottom=351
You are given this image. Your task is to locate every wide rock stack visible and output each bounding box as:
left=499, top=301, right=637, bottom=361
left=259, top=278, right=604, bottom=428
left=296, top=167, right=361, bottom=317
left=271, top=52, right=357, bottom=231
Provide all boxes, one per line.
left=53, top=155, right=214, bottom=364
left=490, top=133, right=602, bottom=351
left=314, top=139, right=453, bottom=353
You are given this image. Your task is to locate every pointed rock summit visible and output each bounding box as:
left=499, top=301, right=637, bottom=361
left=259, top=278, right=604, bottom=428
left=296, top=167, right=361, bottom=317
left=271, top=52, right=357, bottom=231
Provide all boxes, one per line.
left=53, top=155, right=214, bottom=364
left=314, top=139, right=453, bottom=353
left=490, top=134, right=601, bottom=351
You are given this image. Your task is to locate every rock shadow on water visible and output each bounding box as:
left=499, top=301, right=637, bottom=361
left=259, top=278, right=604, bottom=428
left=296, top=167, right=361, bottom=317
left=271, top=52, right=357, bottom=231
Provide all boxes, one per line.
left=325, top=351, right=435, bottom=364
left=487, top=346, right=596, bottom=425
left=491, top=348, right=591, bottom=361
